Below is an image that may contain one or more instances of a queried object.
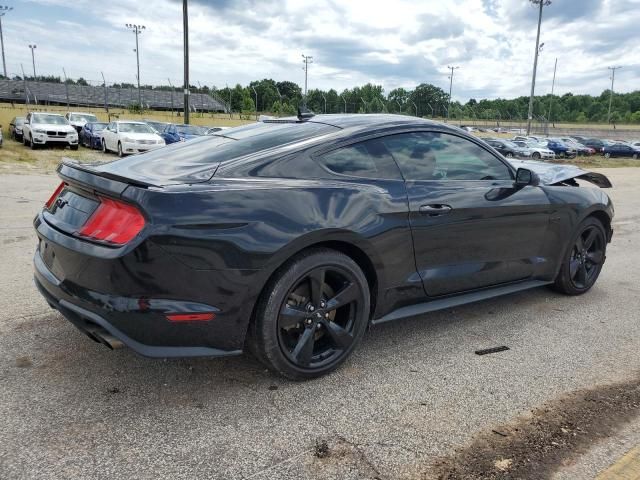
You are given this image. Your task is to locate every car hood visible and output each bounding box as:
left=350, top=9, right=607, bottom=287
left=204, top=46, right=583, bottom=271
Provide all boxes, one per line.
left=33, top=123, right=75, bottom=132
left=507, top=159, right=612, bottom=188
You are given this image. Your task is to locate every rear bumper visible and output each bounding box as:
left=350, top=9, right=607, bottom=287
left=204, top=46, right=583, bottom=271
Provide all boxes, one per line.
left=33, top=242, right=245, bottom=359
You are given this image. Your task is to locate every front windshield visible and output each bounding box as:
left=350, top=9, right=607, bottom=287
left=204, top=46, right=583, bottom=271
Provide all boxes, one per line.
left=119, top=123, right=155, bottom=134
left=146, top=122, right=167, bottom=132
left=15, top=117, right=25, bottom=125
left=32, top=114, right=68, bottom=125
left=70, top=114, right=98, bottom=122
left=503, top=141, right=519, bottom=148
left=91, top=123, right=108, bottom=131
left=175, top=125, right=207, bottom=136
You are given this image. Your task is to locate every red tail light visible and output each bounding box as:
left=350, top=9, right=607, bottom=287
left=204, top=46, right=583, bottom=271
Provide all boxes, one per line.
left=45, top=182, right=66, bottom=209
left=166, top=313, right=216, bottom=322
left=79, top=197, right=145, bottom=245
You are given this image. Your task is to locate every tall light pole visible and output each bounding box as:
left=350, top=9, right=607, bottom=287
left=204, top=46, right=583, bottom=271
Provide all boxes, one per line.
left=607, top=66, right=622, bottom=124
left=447, top=65, right=459, bottom=121
left=251, top=85, right=258, bottom=120
left=0, top=6, right=12, bottom=78
left=125, top=23, right=145, bottom=109
left=321, top=94, right=327, bottom=113
left=182, top=0, right=189, bottom=123
left=28, top=44, right=36, bottom=78
left=526, top=0, right=550, bottom=135
left=547, top=57, right=557, bottom=127
left=301, top=54, right=313, bottom=105
left=340, top=94, right=347, bottom=113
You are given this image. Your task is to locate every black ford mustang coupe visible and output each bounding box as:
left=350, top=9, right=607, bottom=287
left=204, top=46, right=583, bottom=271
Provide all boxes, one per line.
left=34, top=114, right=614, bottom=379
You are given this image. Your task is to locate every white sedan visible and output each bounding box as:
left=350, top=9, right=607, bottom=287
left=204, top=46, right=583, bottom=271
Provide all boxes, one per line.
left=101, top=121, right=166, bottom=157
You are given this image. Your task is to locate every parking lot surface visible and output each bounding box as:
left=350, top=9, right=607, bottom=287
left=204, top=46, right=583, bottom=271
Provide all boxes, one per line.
left=1, top=169, right=639, bottom=479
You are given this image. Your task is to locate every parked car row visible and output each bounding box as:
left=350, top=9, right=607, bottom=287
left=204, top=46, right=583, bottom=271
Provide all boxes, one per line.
left=7, top=111, right=229, bottom=157
left=508, top=134, right=640, bottom=159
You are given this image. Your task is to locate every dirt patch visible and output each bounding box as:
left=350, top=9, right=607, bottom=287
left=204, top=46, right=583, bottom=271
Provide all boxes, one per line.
left=426, top=376, right=640, bottom=479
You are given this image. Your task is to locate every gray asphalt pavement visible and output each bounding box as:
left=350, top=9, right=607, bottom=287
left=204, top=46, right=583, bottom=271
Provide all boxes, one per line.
left=1, top=168, right=639, bottom=479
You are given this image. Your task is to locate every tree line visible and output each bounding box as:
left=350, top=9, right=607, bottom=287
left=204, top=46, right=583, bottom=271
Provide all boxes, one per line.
left=3, top=73, right=639, bottom=123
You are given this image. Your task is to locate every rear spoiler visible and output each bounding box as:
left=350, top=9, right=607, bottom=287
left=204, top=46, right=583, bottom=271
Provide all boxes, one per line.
left=59, top=159, right=157, bottom=196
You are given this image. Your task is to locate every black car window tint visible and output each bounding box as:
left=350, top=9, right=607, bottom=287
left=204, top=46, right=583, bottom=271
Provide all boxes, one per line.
left=383, top=132, right=512, bottom=181
left=318, top=139, right=402, bottom=179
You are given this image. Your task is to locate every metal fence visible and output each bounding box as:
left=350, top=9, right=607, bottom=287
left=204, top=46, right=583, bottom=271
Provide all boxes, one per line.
left=0, top=79, right=228, bottom=113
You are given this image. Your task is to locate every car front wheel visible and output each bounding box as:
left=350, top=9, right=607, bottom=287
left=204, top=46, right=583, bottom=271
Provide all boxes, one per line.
left=551, top=217, right=607, bottom=295
left=249, top=248, right=370, bottom=380
left=117, top=142, right=124, bottom=157
left=102, top=140, right=108, bottom=153
left=532, top=152, right=541, bottom=159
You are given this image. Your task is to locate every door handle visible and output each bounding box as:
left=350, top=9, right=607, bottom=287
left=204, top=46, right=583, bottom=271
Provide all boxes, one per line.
left=419, top=204, right=452, bottom=216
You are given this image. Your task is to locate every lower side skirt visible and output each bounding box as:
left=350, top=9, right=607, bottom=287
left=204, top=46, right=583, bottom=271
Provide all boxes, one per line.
left=372, top=280, right=552, bottom=325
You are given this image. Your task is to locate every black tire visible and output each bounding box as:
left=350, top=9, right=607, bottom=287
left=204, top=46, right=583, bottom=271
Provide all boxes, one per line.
left=505, top=152, right=514, bottom=158
left=102, top=139, right=108, bottom=153
left=117, top=142, right=124, bottom=157
left=551, top=217, right=607, bottom=295
left=30, top=135, right=37, bottom=150
left=23, top=134, right=29, bottom=147
left=248, top=248, right=370, bottom=380
left=70, top=144, right=78, bottom=151
left=532, top=152, right=541, bottom=159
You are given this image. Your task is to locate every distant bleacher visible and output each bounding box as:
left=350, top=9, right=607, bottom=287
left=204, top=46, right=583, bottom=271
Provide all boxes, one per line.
left=0, top=79, right=228, bottom=112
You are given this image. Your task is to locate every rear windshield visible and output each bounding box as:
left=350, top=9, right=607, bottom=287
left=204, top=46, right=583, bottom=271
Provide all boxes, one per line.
left=96, top=121, right=340, bottom=183
left=175, top=125, right=207, bottom=135
left=70, top=114, right=98, bottom=122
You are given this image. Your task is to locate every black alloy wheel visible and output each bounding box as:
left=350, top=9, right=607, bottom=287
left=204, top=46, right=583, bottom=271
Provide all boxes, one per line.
left=552, top=217, right=606, bottom=295
left=250, top=249, right=369, bottom=380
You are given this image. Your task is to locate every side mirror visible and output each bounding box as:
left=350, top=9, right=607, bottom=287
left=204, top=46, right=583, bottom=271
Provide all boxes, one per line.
left=515, top=168, right=540, bottom=187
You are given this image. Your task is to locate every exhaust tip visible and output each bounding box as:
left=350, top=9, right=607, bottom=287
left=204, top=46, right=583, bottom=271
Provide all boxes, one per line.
left=88, top=329, right=124, bottom=350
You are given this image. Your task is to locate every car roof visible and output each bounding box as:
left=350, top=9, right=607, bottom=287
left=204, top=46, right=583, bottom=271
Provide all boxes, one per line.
left=29, top=112, right=64, bottom=116
left=68, top=112, right=96, bottom=115
left=115, top=120, right=148, bottom=124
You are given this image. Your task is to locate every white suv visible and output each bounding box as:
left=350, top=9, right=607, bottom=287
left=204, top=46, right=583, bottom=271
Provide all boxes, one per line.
left=22, top=112, right=79, bottom=150
left=100, top=121, right=165, bottom=157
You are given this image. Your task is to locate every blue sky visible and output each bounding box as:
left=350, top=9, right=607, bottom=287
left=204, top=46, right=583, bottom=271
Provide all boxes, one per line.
left=2, top=0, right=639, bottom=101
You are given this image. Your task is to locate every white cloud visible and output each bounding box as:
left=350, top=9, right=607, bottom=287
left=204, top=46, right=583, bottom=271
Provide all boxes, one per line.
left=3, top=0, right=638, bottom=100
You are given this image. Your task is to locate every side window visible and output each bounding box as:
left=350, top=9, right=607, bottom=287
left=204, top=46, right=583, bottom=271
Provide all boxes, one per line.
left=382, top=132, right=512, bottom=181
left=317, top=139, right=403, bottom=180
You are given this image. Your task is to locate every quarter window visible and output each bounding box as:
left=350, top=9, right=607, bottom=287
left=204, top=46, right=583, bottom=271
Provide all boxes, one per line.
left=318, top=139, right=403, bottom=180
left=382, top=132, right=512, bottom=181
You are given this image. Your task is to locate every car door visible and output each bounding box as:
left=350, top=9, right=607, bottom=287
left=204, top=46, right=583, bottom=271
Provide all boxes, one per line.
left=104, top=122, right=115, bottom=150
left=381, top=130, right=553, bottom=296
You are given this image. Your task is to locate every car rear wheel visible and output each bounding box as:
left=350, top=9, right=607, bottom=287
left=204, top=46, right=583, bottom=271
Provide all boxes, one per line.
left=249, top=248, right=370, bottom=380
left=551, top=217, right=606, bottom=295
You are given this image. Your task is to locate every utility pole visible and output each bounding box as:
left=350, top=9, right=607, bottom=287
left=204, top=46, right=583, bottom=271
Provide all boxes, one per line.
left=301, top=54, right=313, bottom=105
left=62, top=67, right=69, bottom=107
left=167, top=78, right=174, bottom=117
left=251, top=85, right=258, bottom=120
left=101, top=71, right=109, bottom=118
left=125, top=23, right=145, bottom=109
left=183, top=0, right=190, bottom=123
left=360, top=97, right=367, bottom=113
left=411, top=101, right=418, bottom=117
left=0, top=6, right=12, bottom=78
left=226, top=83, right=231, bottom=119
left=20, top=62, right=27, bottom=103
left=447, top=65, right=459, bottom=122
left=526, top=0, right=550, bottom=135
left=340, top=94, right=347, bottom=113
left=547, top=57, right=557, bottom=127
left=28, top=44, right=36, bottom=78
left=607, top=66, right=622, bottom=124
left=321, top=94, right=327, bottom=113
